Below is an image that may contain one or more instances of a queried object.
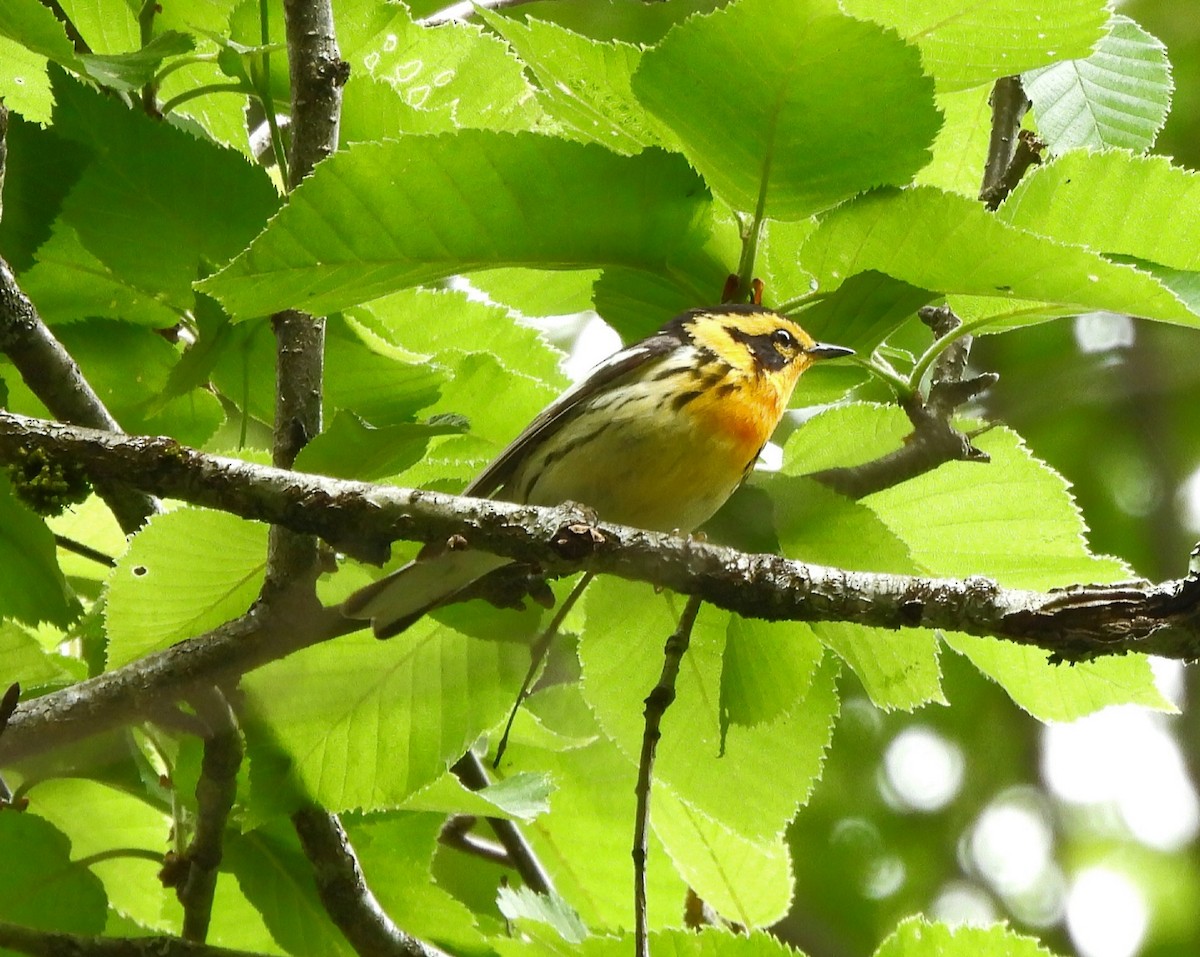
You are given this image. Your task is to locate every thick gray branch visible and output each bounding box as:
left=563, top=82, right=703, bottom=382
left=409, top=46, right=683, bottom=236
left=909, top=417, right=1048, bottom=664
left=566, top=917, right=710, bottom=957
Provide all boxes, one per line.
left=1, top=411, right=1198, bottom=663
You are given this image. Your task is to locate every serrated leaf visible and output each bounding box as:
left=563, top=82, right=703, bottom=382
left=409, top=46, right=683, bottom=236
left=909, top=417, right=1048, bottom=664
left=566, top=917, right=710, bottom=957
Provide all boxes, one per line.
left=240, top=626, right=527, bottom=814
left=104, top=507, right=267, bottom=668
left=915, top=84, right=996, bottom=196
left=294, top=411, right=463, bottom=481
left=28, top=778, right=172, bottom=929
left=401, top=768, right=553, bottom=821
left=0, top=622, right=83, bottom=693
left=999, top=151, right=1200, bottom=272
left=468, top=267, right=600, bottom=317
left=0, top=812, right=107, bottom=934
left=0, top=473, right=76, bottom=628
left=1023, top=14, right=1173, bottom=155
left=0, top=0, right=78, bottom=65
left=632, top=0, right=940, bottom=220
left=875, top=917, right=1062, bottom=957
left=338, top=4, right=543, bottom=140
left=358, top=286, right=568, bottom=390
left=580, top=584, right=838, bottom=847
left=497, top=886, right=589, bottom=943
left=199, top=133, right=717, bottom=319
left=841, top=0, right=1108, bottom=93
left=800, top=186, right=1198, bottom=329
left=943, top=630, right=1171, bottom=721
left=811, top=621, right=945, bottom=712
left=720, top=617, right=822, bottom=734
left=52, top=68, right=280, bottom=312
left=790, top=270, right=934, bottom=356
left=482, top=12, right=658, bottom=154
left=0, top=34, right=53, bottom=123
left=78, top=30, right=195, bottom=92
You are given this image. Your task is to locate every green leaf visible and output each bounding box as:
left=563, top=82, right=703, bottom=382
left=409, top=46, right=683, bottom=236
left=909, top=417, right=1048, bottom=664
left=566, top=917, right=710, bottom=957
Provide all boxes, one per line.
left=497, top=886, right=589, bottom=943
left=199, top=133, right=717, bottom=319
left=358, top=286, right=568, bottom=390
left=294, top=411, right=463, bottom=481
left=104, top=507, right=267, bottom=668
left=0, top=622, right=84, bottom=693
left=580, top=584, right=838, bottom=868
left=338, top=4, right=543, bottom=141
left=224, top=821, right=356, bottom=957
left=789, top=271, right=934, bottom=356
left=0, top=812, right=107, bottom=935
left=0, top=34, right=54, bottom=123
left=632, top=0, right=940, bottom=220
left=943, top=630, right=1172, bottom=721
left=27, top=778, right=172, bottom=929
left=468, top=268, right=601, bottom=318
left=914, top=84, right=996, bottom=196
left=0, top=0, right=78, bottom=65
left=800, top=186, right=1198, bottom=329
left=501, top=684, right=690, bottom=930
left=348, top=812, right=487, bottom=954
left=0, top=472, right=76, bottom=628
left=841, top=0, right=1108, bottom=92
left=21, top=223, right=182, bottom=327
left=1023, top=14, right=1173, bottom=155
left=241, top=626, right=527, bottom=814
left=764, top=468, right=944, bottom=710
left=875, top=916, right=1062, bottom=957
left=720, top=617, right=822, bottom=734
left=78, top=31, right=195, bottom=92
left=51, top=68, right=280, bottom=312
left=482, top=12, right=658, bottom=154
left=999, top=151, right=1200, bottom=272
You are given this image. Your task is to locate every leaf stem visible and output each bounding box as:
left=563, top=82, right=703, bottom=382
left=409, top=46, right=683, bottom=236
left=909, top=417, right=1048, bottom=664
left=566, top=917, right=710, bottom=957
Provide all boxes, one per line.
left=258, top=0, right=289, bottom=186
left=907, top=318, right=980, bottom=391
left=151, top=52, right=220, bottom=88
left=159, top=82, right=253, bottom=116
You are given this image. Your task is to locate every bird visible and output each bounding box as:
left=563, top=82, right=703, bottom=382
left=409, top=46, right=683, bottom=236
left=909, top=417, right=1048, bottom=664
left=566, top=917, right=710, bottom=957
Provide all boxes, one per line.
left=342, top=303, right=853, bottom=638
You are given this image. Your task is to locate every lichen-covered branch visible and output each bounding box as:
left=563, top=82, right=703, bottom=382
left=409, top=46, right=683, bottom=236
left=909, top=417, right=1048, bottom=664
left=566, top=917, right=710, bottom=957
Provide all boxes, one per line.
left=2, top=411, right=1199, bottom=662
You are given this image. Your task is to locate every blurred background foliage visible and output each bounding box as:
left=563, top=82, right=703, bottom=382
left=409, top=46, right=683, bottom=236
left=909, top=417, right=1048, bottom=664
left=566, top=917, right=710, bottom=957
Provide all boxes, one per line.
left=778, top=4, right=1200, bottom=956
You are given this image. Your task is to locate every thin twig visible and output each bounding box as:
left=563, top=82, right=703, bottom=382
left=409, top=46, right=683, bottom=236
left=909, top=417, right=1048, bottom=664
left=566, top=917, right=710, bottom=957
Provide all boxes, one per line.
left=633, top=595, right=703, bottom=957
left=439, top=816, right=512, bottom=867
left=292, top=805, right=452, bottom=957
left=493, top=572, right=593, bottom=768
left=53, top=534, right=117, bottom=567
left=176, top=689, right=243, bottom=943
left=453, top=750, right=555, bottom=895
left=979, top=76, right=1031, bottom=205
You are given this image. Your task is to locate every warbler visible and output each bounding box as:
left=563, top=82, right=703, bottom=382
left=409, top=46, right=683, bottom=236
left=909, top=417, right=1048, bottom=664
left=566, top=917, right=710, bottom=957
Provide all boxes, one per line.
left=342, top=304, right=852, bottom=638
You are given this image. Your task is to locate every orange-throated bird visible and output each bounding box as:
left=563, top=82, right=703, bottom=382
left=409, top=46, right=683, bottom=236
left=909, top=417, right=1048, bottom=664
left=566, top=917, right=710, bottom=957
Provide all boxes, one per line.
left=342, top=304, right=853, bottom=638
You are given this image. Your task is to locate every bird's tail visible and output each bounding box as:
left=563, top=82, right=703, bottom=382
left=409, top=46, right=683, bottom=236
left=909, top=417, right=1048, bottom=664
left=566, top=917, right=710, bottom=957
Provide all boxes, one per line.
left=341, top=550, right=510, bottom=639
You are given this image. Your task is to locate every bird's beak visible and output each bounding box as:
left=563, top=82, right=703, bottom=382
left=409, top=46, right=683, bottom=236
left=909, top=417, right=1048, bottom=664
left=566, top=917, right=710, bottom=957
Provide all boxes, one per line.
left=806, top=343, right=855, bottom=360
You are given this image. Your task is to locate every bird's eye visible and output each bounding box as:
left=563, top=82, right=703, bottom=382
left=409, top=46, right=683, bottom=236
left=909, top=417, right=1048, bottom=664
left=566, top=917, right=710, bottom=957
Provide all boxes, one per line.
left=771, top=328, right=796, bottom=350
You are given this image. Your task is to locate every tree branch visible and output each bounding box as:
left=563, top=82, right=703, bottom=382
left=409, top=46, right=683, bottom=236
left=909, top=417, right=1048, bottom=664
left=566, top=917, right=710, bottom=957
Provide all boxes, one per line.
left=176, top=690, right=243, bottom=943
left=979, top=76, right=1042, bottom=210
left=292, top=806, right=452, bottom=957
left=0, top=410, right=1197, bottom=666
left=0, top=921, right=274, bottom=957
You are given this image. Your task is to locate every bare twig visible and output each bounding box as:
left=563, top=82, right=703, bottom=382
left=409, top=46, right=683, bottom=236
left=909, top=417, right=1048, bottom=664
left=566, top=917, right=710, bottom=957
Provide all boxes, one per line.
left=979, top=76, right=1031, bottom=205
left=53, top=534, right=117, bottom=567
left=633, top=595, right=703, bottom=957
left=438, top=816, right=512, bottom=867
left=453, top=750, right=555, bottom=895
left=176, top=690, right=243, bottom=943
left=292, top=806, right=452, bottom=957
left=493, top=572, right=593, bottom=768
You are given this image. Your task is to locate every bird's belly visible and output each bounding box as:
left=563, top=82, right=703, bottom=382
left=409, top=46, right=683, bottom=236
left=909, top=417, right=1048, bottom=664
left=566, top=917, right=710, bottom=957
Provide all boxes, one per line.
left=514, top=386, right=772, bottom=532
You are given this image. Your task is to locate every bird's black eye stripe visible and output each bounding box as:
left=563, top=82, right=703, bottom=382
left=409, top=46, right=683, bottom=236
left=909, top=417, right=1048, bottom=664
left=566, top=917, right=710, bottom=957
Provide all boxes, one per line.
left=726, top=325, right=790, bottom=372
